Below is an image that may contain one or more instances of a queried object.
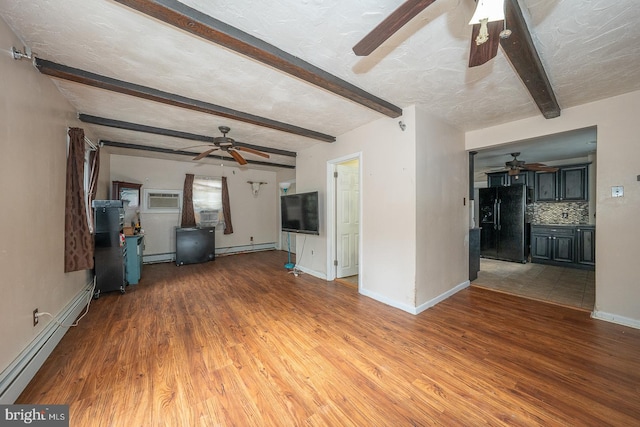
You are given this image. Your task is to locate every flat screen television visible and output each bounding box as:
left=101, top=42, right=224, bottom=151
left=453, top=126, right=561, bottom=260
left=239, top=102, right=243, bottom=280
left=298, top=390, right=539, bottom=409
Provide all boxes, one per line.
left=281, top=191, right=320, bottom=235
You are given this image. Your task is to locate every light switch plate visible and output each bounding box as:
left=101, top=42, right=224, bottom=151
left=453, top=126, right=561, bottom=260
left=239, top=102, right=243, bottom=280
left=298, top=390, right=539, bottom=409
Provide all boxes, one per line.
left=612, top=186, right=624, bottom=197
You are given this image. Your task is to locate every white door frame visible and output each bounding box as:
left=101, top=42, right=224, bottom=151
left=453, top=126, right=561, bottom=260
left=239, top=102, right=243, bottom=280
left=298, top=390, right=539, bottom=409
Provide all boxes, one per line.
left=326, top=152, right=363, bottom=284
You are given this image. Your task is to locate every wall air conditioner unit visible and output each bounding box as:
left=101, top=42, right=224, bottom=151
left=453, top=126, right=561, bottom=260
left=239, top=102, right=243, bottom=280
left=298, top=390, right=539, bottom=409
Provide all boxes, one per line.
left=199, top=209, right=219, bottom=228
left=143, top=189, right=182, bottom=213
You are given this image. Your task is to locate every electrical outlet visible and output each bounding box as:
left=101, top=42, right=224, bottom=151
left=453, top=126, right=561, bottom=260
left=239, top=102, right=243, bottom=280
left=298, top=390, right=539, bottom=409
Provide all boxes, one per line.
left=33, top=308, right=39, bottom=326
left=611, top=186, right=624, bottom=198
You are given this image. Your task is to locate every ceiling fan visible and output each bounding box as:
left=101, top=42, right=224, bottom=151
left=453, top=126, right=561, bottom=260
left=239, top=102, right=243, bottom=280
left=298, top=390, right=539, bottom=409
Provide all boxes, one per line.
left=505, top=152, right=558, bottom=175
left=192, top=126, right=270, bottom=165
left=353, top=0, right=512, bottom=67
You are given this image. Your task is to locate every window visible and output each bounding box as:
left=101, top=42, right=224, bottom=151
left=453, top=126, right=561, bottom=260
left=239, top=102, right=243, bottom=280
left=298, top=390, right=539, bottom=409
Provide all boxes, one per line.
left=193, top=176, right=224, bottom=227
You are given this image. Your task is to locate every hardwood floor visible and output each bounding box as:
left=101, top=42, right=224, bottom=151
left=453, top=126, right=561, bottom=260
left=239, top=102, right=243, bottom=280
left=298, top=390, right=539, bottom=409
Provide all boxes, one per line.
left=18, top=251, right=640, bottom=426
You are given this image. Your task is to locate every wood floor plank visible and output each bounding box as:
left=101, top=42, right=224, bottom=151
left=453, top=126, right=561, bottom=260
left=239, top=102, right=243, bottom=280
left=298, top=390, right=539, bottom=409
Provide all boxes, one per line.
left=16, top=250, right=640, bottom=426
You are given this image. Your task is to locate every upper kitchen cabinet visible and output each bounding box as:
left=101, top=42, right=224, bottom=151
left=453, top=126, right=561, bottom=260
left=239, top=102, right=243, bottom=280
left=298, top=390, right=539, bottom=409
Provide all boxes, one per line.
left=487, top=172, right=508, bottom=187
left=487, top=171, right=530, bottom=188
left=535, top=171, right=557, bottom=201
left=535, top=164, right=589, bottom=202
left=559, top=165, right=588, bottom=201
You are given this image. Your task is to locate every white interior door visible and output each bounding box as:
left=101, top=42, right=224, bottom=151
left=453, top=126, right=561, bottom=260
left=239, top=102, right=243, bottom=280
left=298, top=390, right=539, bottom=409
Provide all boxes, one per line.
left=336, top=160, right=359, bottom=278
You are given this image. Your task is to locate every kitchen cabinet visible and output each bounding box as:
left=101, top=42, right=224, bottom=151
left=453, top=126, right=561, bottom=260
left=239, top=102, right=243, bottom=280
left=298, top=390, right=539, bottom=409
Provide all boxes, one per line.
left=487, top=172, right=507, bottom=187
left=530, top=226, right=574, bottom=264
left=535, top=172, right=557, bottom=201
left=534, top=164, right=588, bottom=202
left=125, top=235, right=144, bottom=284
left=487, top=171, right=530, bottom=188
left=530, top=225, right=594, bottom=270
left=576, top=226, right=596, bottom=266
left=486, top=171, right=533, bottom=203
left=559, top=165, right=588, bottom=201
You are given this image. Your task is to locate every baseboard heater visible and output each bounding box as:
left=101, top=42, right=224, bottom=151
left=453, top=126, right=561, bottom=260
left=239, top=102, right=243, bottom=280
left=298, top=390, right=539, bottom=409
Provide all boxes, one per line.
left=0, top=279, right=94, bottom=404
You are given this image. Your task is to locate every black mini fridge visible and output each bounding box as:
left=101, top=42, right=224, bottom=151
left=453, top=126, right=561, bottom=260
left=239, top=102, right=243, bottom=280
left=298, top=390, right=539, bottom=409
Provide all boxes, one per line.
left=479, top=185, right=526, bottom=263
left=93, top=200, right=126, bottom=298
left=175, top=227, right=216, bottom=265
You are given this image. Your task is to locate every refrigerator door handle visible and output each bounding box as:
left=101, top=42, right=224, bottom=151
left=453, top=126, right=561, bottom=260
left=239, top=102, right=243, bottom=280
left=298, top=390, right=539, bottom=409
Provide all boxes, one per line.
left=493, top=199, right=498, bottom=230
left=497, top=199, right=502, bottom=231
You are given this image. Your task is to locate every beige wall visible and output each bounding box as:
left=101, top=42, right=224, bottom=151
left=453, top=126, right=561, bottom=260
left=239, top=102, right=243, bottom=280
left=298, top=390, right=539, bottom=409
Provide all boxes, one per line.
left=415, top=105, right=469, bottom=306
left=109, top=155, right=278, bottom=257
left=467, top=90, right=640, bottom=327
left=296, top=106, right=469, bottom=313
left=296, top=108, right=417, bottom=309
left=0, top=19, right=92, bottom=372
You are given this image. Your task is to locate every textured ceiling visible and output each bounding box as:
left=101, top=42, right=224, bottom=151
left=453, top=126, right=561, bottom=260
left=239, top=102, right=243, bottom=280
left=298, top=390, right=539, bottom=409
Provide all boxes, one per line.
left=1, top=0, right=639, bottom=169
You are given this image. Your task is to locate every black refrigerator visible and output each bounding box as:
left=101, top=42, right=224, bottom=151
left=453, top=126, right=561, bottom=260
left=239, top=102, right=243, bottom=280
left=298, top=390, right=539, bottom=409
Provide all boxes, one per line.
left=479, top=185, right=526, bottom=263
left=93, top=200, right=126, bottom=298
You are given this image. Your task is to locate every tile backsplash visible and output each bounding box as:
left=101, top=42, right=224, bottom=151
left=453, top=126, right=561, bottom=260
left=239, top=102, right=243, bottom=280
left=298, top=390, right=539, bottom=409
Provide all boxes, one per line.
left=526, top=201, right=590, bottom=225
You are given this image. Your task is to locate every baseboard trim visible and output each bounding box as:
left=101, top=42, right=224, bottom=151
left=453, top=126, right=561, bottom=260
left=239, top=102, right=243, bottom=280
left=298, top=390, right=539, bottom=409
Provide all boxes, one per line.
left=143, top=243, right=277, bottom=264
left=359, top=280, right=470, bottom=315
left=414, top=280, right=470, bottom=315
left=359, top=288, right=418, bottom=314
left=216, top=243, right=277, bottom=257
left=0, top=279, right=94, bottom=404
left=591, top=310, right=640, bottom=330
left=294, top=265, right=326, bottom=280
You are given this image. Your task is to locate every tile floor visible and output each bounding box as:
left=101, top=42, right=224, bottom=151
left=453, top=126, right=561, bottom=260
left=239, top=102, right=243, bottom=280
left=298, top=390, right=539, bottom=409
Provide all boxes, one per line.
left=472, top=258, right=595, bottom=311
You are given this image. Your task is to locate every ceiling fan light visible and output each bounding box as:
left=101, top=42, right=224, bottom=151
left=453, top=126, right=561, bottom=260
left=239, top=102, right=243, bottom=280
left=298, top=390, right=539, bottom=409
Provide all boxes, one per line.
left=469, top=0, right=505, bottom=25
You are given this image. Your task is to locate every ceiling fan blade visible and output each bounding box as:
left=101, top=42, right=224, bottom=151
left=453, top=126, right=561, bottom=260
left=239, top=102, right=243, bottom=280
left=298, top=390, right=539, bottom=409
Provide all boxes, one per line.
left=468, top=20, right=503, bottom=67
left=352, top=0, right=437, bottom=56
left=229, top=149, right=248, bottom=165
left=179, top=144, right=211, bottom=151
left=236, top=146, right=270, bottom=158
left=193, top=148, right=218, bottom=160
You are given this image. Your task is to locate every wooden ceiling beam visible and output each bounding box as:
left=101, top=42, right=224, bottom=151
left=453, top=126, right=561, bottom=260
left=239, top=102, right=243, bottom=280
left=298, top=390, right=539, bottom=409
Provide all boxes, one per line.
left=500, top=0, right=560, bottom=119
left=114, top=0, right=403, bottom=118
left=100, top=140, right=296, bottom=169
left=78, top=114, right=297, bottom=158
left=352, top=0, right=436, bottom=56
left=35, top=58, right=335, bottom=142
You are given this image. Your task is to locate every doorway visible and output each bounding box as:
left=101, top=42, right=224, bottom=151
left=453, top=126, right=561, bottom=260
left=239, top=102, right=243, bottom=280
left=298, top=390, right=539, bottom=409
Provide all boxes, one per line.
left=470, top=127, right=597, bottom=310
left=327, top=154, right=362, bottom=287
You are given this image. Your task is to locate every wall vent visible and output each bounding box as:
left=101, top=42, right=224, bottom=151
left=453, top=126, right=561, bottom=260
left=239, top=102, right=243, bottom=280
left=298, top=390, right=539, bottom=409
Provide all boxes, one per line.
left=143, top=189, right=182, bottom=213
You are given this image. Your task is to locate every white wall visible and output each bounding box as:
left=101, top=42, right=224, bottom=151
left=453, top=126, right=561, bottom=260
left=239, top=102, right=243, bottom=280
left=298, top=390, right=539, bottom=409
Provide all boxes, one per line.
left=296, top=106, right=469, bottom=313
left=110, top=155, right=278, bottom=258
left=296, top=108, right=417, bottom=309
left=415, top=106, right=469, bottom=306
left=0, top=19, right=92, bottom=374
left=467, top=90, right=640, bottom=327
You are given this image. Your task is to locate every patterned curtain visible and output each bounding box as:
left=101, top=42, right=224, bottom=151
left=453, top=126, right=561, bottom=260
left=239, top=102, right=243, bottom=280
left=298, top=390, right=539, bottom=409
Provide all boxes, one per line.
left=181, top=173, right=196, bottom=227
left=65, top=128, right=94, bottom=272
left=222, top=176, right=234, bottom=234
left=87, top=147, right=100, bottom=231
